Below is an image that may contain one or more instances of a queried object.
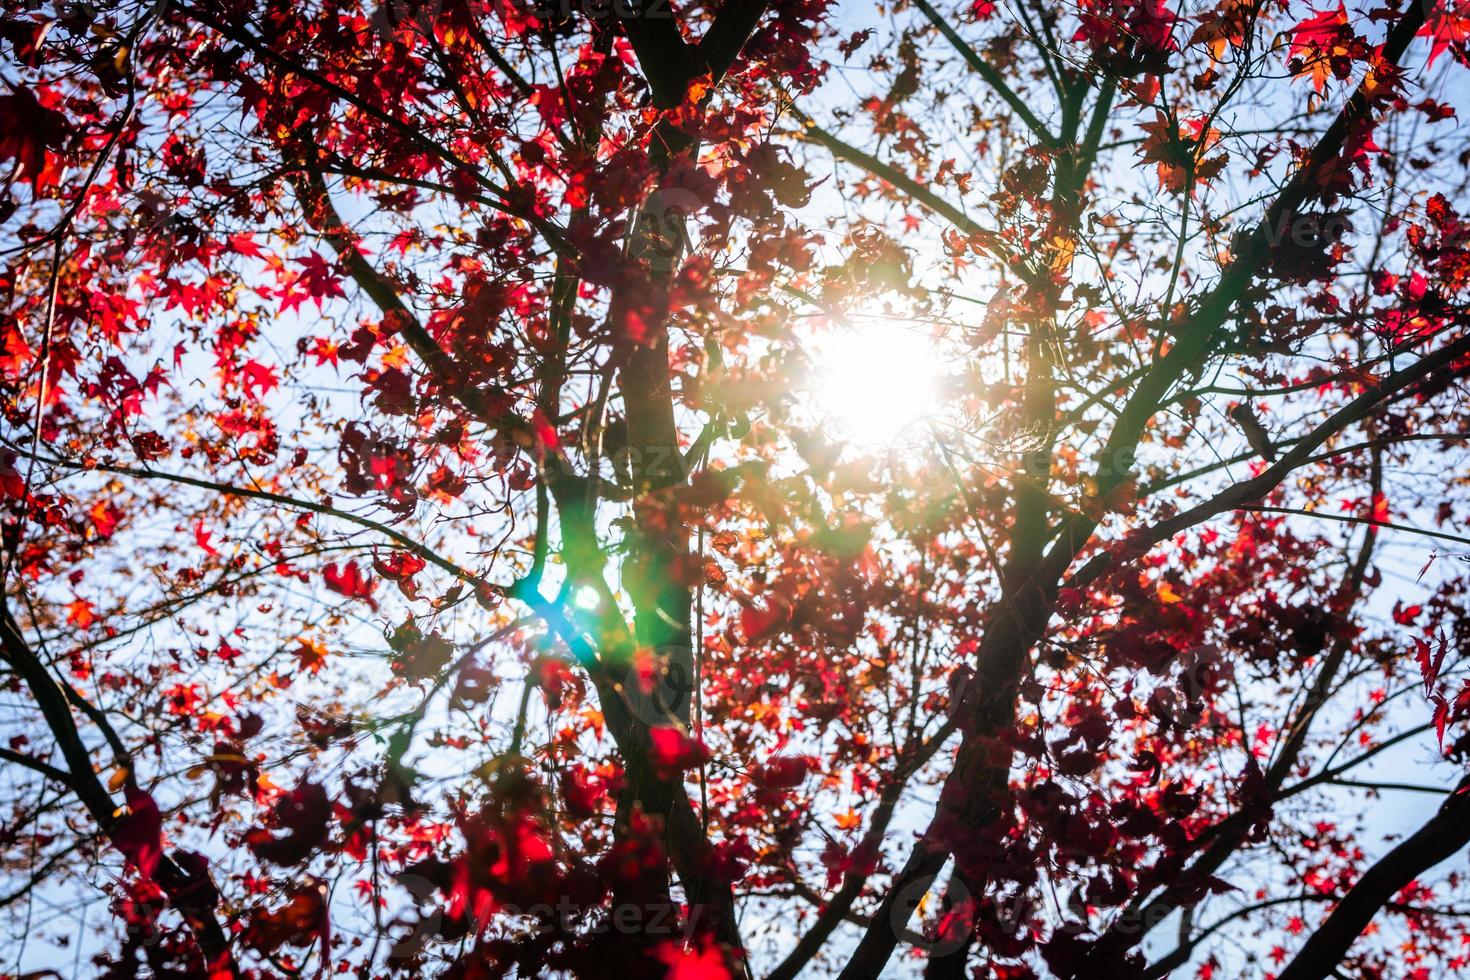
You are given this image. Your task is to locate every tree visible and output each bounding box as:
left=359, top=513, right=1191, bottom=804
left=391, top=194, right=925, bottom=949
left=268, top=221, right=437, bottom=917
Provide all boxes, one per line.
left=2, top=0, right=1470, bottom=977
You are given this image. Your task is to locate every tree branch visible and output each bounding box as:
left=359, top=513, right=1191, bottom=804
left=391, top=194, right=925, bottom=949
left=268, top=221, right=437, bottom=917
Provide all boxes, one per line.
left=910, top=0, right=1058, bottom=148
left=1065, top=330, right=1470, bottom=594
left=1276, top=775, right=1470, bottom=980
left=621, top=5, right=694, bottom=108
left=0, top=604, right=236, bottom=973
left=830, top=7, right=1437, bottom=974
left=0, top=746, right=74, bottom=787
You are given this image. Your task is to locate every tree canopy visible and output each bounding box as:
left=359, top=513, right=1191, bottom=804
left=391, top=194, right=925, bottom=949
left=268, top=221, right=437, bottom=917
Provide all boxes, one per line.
left=3, top=0, right=1470, bottom=977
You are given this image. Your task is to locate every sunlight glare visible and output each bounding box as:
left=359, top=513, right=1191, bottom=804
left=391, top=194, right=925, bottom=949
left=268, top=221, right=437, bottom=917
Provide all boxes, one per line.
left=808, top=319, right=944, bottom=448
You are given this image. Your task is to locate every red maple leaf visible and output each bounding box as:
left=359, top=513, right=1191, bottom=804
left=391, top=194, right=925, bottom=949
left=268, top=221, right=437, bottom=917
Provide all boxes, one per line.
left=1392, top=601, right=1424, bottom=626
left=839, top=29, right=873, bottom=61
left=228, top=232, right=263, bottom=258
left=1287, top=4, right=1351, bottom=92
left=1290, top=5, right=1347, bottom=44
left=112, top=786, right=164, bottom=879
left=372, top=550, right=427, bottom=599
left=195, top=520, right=220, bottom=556
left=0, top=84, right=68, bottom=189
left=241, top=359, right=279, bottom=401
left=656, top=941, right=732, bottom=980
left=323, top=561, right=377, bottom=609
left=292, top=252, right=346, bottom=309
left=66, top=598, right=96, bottom=629
left=648, top=728, right=709, bottom=774
left=308, top=337, right=340, bottom=368
left=91, top=500, right=123, bottom=539
left=1420, top=3, right=1470, bottom=67
left=1416, top=636, right=1447, bottom=693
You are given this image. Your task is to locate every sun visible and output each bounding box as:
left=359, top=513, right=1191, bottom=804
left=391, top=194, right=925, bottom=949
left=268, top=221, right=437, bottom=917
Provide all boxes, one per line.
left=806, top=317, right=947, bottom=448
